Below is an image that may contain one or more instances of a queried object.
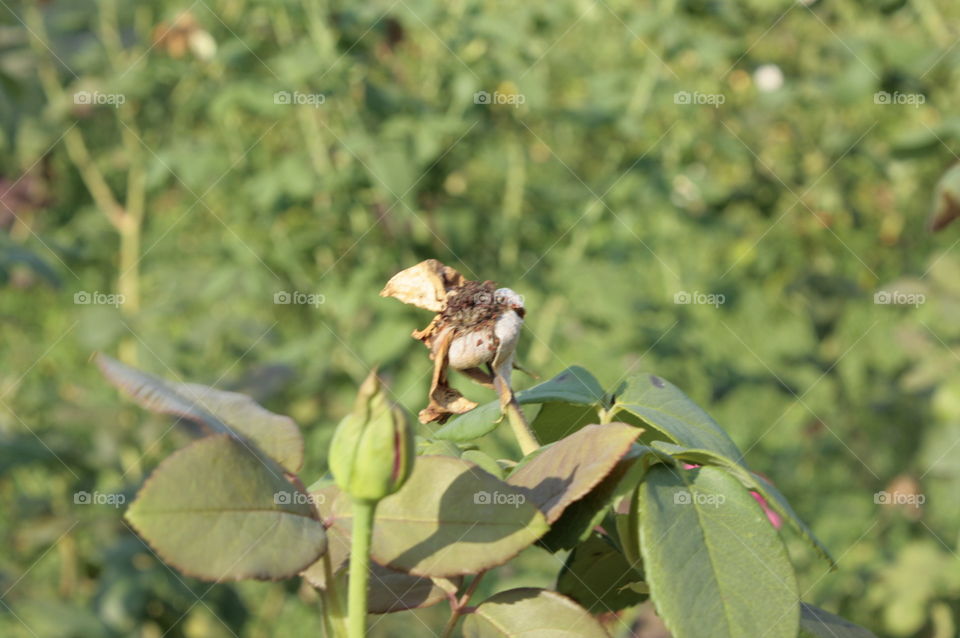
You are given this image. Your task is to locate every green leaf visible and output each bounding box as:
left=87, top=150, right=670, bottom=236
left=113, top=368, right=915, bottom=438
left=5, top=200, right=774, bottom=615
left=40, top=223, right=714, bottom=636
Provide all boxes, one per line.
left=301, top=484, right=460, bottom=612
left=639, top=465, right=799, bottom=638
left=531, top=402, right=599, bottom=445
left=799, top=603, right=877, bottom=638
left=557, top=533, right=646, bottom=614
left=332, top=455, right=548, bottom=577
left=614, top=372, right=742, bottom=464
left=125, top=435, right=326, bottom=581
left=433, top=399, right=503, bottom=442
left=463, top=588, right=610, bottom=638
left=650, top=440, right=835, bottom=567
left=461, top=450, right=505, bottom=479
left=419, top=439, right=464, bottom=457
left=300, top=485, right=348, bottom=589
left=337, top=563, right=460, bottom=614
left=507, top=423, right=640, bottom=523
left=434, top=366, right=605, bottom=443
left=516, top=366, right=606, bottom=405
left=539, top=446, right=644, bottom=552
left=96, top=353, right=304, bottom=472
left=615, top=486, right=642, bottom=569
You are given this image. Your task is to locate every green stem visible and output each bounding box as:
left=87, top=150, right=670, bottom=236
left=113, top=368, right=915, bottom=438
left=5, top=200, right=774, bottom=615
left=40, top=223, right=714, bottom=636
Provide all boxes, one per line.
left=598, top=403, right=615, bottom=425
left=504, top=397, right=539, bottom=456
left=347, top=499, right=377, bottom=638
left=495, top=373, right=539, bottom=456
left=440, top=572, right=486, bottom=638
left=320, top=548, right=348, bottom=638
left=439, top=607, right=461, bottom=638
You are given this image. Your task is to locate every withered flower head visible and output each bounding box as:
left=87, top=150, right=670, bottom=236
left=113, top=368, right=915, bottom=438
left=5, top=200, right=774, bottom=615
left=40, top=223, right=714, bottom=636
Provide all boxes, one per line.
left=381, top=260, right=526, bottom=424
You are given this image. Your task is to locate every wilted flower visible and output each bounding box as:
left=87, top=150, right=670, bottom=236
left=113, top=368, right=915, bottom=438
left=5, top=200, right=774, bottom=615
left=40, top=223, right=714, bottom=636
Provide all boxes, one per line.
left=380, top=260, right=526, bottom=424
left=152, top=11, right=217, bottom=61
left=329, top=370, right=414, bottom=501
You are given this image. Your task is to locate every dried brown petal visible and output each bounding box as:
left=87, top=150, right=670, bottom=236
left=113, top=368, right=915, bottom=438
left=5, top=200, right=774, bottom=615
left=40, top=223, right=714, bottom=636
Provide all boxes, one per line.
left=419, top=326, right=477, bottom=424
left=412, top=315, right=442, bottom=347
left=380, top=259, right=465, bottom=312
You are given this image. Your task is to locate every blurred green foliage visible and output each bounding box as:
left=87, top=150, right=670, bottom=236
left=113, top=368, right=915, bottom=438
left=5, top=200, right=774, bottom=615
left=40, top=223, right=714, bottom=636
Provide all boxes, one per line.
left=2, top=0, right=960, bottom=636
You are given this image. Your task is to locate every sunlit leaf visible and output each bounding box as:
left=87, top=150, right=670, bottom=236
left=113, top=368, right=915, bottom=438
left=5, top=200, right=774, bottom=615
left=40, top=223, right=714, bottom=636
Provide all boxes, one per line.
left=639, top=465, right=799, bottom=638
left=507, top=423, right=640, bottom=523
left=517, top=366, right=605, bottom=405
left=301, top=484, right=460, bottom=612
left=332, top=456, right=548, bottom=577
left=650, top=440, right=835, bottom=566
left=434, top=366, right=605, bottom=442
left=539, top=445, right=643, bottom=552
left=614, top=372, right=742, bottom=463
left=463, top=588, right=609, bottom=638
left=433, top=400, right=503, bottom=442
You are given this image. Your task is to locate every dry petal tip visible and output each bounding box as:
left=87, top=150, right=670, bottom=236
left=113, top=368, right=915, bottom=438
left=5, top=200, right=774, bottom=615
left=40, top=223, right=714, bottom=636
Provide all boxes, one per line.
left=380, top=260, right=465, bottom=312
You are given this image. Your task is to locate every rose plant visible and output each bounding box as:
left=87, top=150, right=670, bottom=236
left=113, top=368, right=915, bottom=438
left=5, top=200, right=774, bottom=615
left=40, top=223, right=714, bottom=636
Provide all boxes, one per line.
left=95, top=262, right=876, bottom=638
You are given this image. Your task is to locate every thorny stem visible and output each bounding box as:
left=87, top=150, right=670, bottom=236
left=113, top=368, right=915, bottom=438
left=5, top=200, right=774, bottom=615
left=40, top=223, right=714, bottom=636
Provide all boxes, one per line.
left=440, top=571, right=487, bottom=638
left=347, top=499, right=377, bottom=638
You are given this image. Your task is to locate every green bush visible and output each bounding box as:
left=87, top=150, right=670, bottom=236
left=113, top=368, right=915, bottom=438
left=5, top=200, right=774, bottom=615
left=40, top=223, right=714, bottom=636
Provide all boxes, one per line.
left=1, top=0, right=958, bottom=636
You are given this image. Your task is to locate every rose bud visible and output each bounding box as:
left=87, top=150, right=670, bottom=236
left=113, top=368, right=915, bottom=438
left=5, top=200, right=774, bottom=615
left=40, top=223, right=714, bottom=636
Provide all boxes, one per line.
left=329, top=370, right=414, bottom=501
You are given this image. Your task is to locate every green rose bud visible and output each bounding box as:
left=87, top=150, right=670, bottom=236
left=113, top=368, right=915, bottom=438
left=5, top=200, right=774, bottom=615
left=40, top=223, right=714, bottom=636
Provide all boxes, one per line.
left=330, top=370, right=414, bottom=501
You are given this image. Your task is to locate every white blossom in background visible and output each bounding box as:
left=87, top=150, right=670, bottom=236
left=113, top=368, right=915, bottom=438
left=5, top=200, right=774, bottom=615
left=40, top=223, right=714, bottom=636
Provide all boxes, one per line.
left=754, top=64, right=784, bottom=93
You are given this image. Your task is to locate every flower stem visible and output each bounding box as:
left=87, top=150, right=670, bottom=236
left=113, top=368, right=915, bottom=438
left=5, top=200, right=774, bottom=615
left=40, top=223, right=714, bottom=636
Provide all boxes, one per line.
left=495, top=374, right=539, bottom=456
left=440, top=572, right=487, bottom=638
left=320, top=547, right=348, bottom=638
left=504, top=398, right=539, bottom=456
left=347, top=499, right=377, bottom=638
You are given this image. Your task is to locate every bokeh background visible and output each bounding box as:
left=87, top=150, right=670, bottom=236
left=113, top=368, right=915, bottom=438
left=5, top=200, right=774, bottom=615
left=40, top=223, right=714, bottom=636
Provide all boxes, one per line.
left=2, top=0, right=960, bottom=636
